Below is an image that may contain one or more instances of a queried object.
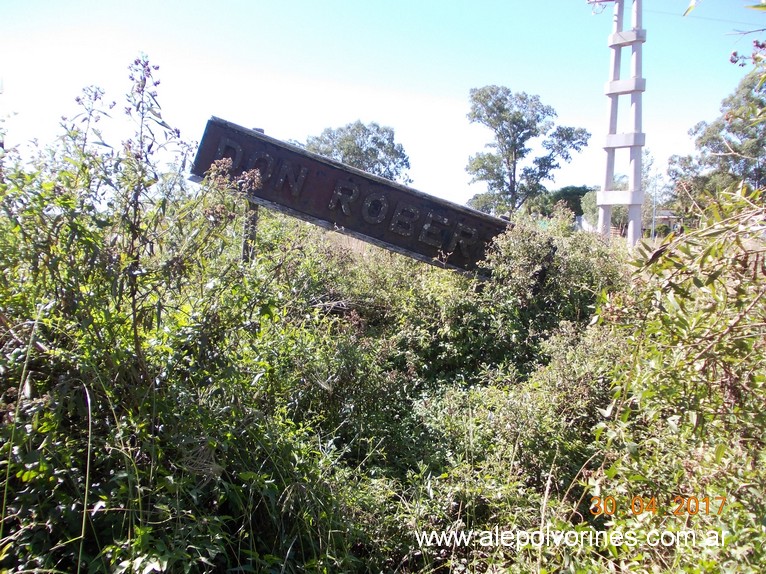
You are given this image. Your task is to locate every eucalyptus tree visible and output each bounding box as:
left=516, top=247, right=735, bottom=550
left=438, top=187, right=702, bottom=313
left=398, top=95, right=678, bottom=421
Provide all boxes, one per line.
left=465, top=85, right=590, bottom=214
left=666, top=70, right=766, bottom=223
left=690, top=70, right=766, bottom=190
left=306, top=120, right=412, bottom=185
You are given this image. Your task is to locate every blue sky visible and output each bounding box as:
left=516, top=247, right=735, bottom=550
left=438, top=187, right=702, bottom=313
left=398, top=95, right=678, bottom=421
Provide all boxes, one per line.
left=1, top=1, right=763, bottom=204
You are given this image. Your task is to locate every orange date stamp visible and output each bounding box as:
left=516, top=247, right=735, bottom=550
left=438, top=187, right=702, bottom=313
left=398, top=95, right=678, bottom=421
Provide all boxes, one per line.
left=590, top=495, right=727, bottom=517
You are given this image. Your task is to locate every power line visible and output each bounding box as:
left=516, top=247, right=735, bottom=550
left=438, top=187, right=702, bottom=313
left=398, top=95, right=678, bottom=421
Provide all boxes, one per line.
left=645, top=8, right=762, bottom=27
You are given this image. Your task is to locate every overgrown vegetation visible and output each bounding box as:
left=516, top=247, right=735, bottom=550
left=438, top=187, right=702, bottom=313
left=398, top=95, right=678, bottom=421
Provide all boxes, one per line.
left=1, top=57, right=765, bottom=573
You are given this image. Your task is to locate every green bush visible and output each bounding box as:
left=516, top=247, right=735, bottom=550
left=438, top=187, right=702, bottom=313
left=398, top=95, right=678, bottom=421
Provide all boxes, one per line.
left=0, top=58, right=387, bottom=573
left=4, top=56, right=762, bottom=574
left=548, top=186, right=766, bottom=573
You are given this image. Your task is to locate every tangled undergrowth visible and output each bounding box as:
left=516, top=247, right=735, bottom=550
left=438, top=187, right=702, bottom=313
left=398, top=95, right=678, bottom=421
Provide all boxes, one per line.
left=1, top=58, right=764, bottom=573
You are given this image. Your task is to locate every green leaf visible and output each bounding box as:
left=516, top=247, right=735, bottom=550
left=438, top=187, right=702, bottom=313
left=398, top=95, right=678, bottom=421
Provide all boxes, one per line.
left=667, top=291, right=681, bottom=312
left=715, top=443, right=726, bottom=463
left=598, top=401, right=615, bottom=418
left=0, top=542, right=13, bottom=561
left=91, top=499, right=107, bottom=516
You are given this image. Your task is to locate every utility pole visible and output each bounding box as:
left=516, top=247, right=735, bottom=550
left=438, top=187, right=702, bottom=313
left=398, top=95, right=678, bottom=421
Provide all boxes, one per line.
left=589, top=0, right=646, bottom=246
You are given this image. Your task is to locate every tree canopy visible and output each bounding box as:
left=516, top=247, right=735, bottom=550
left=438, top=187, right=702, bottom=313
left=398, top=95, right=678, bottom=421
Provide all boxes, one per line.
left=524, top=185, right=592, bottom=217
left=305, top=120, right=412, bottom=184
left=465, top=85, right=590, bottom=214
left=667, top=70, right=766, bottom=220
left=691, top=70, right=766, bottom=189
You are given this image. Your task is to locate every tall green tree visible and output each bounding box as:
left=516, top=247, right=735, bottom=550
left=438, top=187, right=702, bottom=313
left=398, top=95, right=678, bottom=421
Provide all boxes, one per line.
left=305, top=120, right=412, bottom=184
left=691, top=70, right=766, bottom=189
left=465, top=85, right=590, bottom=214
left=549, top=185, right=592, bottom=217
left=666, top=71, right=766, bottom=224
left=523, top=185, right=592, bottom=217
left=666, top=153, right=712, bottom=224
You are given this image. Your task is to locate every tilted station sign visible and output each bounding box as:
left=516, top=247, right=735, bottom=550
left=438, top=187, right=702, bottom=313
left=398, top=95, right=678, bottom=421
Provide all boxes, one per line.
left=191, top=117, right=509, bottom=272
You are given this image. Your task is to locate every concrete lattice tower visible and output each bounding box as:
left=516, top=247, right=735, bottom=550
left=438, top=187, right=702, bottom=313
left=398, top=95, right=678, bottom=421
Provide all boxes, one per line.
left=590, top=0, right=646, bottom=245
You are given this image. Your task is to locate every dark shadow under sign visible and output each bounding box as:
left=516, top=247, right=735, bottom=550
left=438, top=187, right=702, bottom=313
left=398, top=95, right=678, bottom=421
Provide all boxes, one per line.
left=191, top=117, right=509, bottom=272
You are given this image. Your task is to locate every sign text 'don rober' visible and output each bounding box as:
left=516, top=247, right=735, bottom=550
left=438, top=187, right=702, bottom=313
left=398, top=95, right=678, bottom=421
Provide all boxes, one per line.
left=191, top=117, right=508, bottom=272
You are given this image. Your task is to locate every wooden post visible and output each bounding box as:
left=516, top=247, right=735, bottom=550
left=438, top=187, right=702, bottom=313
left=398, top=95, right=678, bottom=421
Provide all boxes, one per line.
left=242, top=128, right=264, bottom=263
left=242, top=201, right=259, bottom=263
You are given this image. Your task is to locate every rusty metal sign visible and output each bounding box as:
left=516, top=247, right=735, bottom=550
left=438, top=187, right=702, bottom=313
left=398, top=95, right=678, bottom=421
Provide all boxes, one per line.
left=191, top=117, right=508, bottom=272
